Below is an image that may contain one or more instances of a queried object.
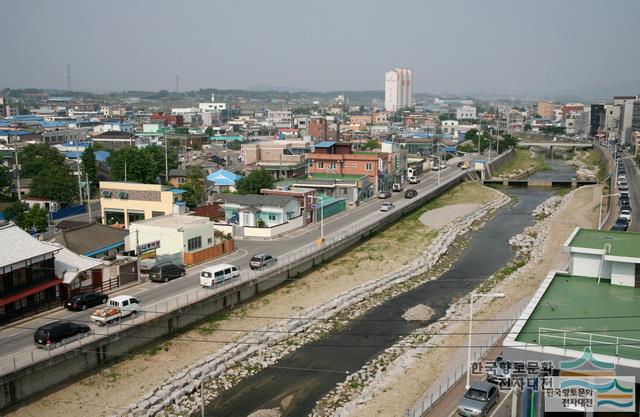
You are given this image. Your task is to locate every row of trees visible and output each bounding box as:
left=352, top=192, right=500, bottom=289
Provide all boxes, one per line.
left=457, top=129, right=519, bottom=153
left=106, top=145, right=179, bottom=184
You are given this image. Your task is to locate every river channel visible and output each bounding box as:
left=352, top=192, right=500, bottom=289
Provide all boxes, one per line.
left=200, top=162, right=572, bottom=416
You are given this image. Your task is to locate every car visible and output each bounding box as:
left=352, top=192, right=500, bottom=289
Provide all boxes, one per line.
left=249, top=253, right=277, bottom=270
left=408, top=176, right=421, bottom=184
left=431, top=164, right=441, bottom=171
left=378, top=190, right=392, bottom=199
left=618, top=174, right=627, bottom=181
left=620, top=191, right=630, bottom=200
left=404, top=189, right=418, bottom=198
left=458, top=161, right=470, bottom=169
left=612, top=217, right=630, bottom=231
left=619, top=183, right=629, bottom=191
left=64, top=292, right=108, bottom=311
left=380, top=202, right=395, bottom=212
left=440, top=161, right=448, bottom=170
left=457, top=381, right=500, bottom=417
left=486, top=354, right=512, bottom=386
left=618, top=206, right=631, bottom=221
left=34, top=321, right=90, bottom=347
left=392, top=183, right=404, bottom=192
left=620, top=197, right=631, bottom=206
left=149, top=263, right=186, bottom=283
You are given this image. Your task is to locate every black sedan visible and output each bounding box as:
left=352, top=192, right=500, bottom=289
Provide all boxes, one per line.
left=64, top=292, right=108, bottom=311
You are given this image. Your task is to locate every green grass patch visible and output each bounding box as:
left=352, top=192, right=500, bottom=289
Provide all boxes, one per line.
left=493, top=148, right=540, bottom=177
left=535, top=153, right=550, bottom=171
left=197, top=311, right=231, bottom=335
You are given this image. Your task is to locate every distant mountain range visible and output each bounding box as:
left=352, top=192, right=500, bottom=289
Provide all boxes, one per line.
left=244, top=84, right=311, bottom=93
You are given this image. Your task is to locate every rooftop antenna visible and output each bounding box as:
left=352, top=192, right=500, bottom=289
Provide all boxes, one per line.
left=66, top=64, right=72, bottom=91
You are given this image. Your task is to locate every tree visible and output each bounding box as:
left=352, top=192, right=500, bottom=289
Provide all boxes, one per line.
left=464, top=128, right=479, bottom=143
left=180, top=166, right=205, bottom=208
left=19, top=143, right=66, bottom=178
left=81, top=146, right=98, bottom=189
left=4, top=201, right=27, bottom=224
left=205, top=127, right=214, bottom=136
left=235, top=169, right=274, bottom=195
left=30, top=165, right=77, bottom=205
left=362, top=139, right=380, bottom=150
left=21, top=205, right=49, bottom=233
left=0, top=165, right=11, bottom=195
left=141, top=144, right=178, bottom=178
left=107, top=148, right=159, bottom=183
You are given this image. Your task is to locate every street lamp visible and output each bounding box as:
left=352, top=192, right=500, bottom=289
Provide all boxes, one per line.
left=598, top=193, right=618, bottom=230
left=466, top=292, right=505, bottom=390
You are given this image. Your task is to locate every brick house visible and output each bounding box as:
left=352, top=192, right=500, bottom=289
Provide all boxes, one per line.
left=305, top=141, right=391, bottom=192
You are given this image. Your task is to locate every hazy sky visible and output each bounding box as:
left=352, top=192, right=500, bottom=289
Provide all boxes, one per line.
left=1, top=0, right=639, bottom=97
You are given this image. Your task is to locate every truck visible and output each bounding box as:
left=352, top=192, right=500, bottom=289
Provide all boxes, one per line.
left=90, top=295, right=140, bottom=326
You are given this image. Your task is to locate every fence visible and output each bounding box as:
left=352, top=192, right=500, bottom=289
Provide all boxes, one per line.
left=50, top=204, right=86, bottom=220
left=0, top=168, right=468, bottom=378
left=406, top=313, right=521, bottom=417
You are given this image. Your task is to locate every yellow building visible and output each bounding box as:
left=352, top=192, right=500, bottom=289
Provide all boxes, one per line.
left=99, top=181, right=187, bottom=228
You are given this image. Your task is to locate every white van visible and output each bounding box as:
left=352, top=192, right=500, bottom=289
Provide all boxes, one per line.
left=200, top=264, right=240, bottom=288
left=108, top=295, right=140, bottom=316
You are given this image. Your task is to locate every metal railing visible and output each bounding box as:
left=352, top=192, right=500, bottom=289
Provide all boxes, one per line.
left=406, top=314, right=520, bottom=417
left=538, top=327, right=640, bottom=357
left=0, top=169, right=467, bottom=377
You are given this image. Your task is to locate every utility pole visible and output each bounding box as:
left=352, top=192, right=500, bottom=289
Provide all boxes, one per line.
left=86, top=172, right=93, bottom=222
left=124, top=160, right=127, bottom=182
left=76, top=142, right=83, bottom=205
left=164, top=131, right=169, bottom=182
left=14, top=148, right=22, bottom=201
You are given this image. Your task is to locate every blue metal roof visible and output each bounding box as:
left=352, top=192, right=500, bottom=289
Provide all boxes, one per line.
left=64, top=151, right=81, bottom=159
left=314, top=141, right=336, bottom=148
left=95, top=150, right=110, bottom=161
left=207, top=168, right=242, bottom=185
left=0, top=130, right=32, bottom=136
left=169, top=188, right=188, bottom=194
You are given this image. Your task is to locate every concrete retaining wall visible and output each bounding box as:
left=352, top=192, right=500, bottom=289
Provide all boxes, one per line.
left=0, top=174, right=467, bottom=411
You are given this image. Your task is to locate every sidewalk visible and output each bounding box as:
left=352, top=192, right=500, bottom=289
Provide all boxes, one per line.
left=417, top=298, right=528, bottom=417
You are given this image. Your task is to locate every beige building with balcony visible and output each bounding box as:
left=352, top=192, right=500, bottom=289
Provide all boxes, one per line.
left=99, top=181, right=188, bottom=228
left=241, top=140, right=311, bottom=179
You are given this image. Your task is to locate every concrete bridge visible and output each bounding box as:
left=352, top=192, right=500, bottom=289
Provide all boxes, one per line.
left=517, top=141, right=593, bottom=156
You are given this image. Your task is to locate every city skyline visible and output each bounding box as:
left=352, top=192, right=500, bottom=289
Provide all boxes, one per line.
left=1, top=0, right=639, bottom=97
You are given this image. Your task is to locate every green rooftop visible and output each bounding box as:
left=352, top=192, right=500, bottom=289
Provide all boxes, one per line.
left=569, top=228, right=640, bottom=258
left=516, top=274, right=640, bottom=361
left=305, top=173, right=365, bottom=181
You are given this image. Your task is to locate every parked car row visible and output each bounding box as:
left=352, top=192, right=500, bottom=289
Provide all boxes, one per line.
left=612, top=157, right=633, bottom=232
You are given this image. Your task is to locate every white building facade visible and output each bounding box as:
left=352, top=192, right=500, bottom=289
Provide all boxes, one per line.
left=456, top=105, right=476, bottom=120
left=384, top=67, right=413, bottom=112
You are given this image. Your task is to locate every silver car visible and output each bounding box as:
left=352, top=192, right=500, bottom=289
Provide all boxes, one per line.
left=458, top=381, right=500, bottom=416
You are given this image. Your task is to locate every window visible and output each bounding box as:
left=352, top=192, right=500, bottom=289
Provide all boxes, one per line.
left=152, top=211, right=165, bottom=217
left=207, top=237, right=212, bottom=244
left=365, top=162, right=373, bottom=171
left=330, top=162, right=337, bottom=169
left=118, top=191, right=128, bottom=199
left=268, top=214, right=277, bottom=221
left=187, top=236, right=202, bottom=251
left=318, top=161, right=324, bottom=168
left=101, top=190, right=112, bottom=198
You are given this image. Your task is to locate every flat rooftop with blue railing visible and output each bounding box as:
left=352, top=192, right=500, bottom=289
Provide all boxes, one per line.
left=515, top=273, right=640, bottom=361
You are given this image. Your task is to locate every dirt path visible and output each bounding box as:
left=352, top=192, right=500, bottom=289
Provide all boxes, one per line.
left=347, top=185, right=600, bottom=417
left=7, top=182, right=498, bottom=417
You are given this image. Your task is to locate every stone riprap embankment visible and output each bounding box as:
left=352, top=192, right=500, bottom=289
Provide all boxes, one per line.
left=116, top=190, right=510, bottom=417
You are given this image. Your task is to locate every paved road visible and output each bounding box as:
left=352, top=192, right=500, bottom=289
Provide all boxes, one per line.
left=0, top=163, right=471, bottom=366
left=622, top=154, right=640, bottom=232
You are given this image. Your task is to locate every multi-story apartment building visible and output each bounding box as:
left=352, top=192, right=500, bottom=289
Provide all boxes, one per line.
left=305, top=141, right=391, bottom=192
left=242, top=140, right=311, bottom=179
left=267, top=109, right=293, bottom=129
left=100, top=181, right=187, bottom=228
left=603, top=104, right=621, bottom=136
left=385, top=68, right=413, bottom=112
left=536, top=101, right=555, bottom=119
left=589, top=104, right=606, bottom=137
left=456, top=106, right=476, bottom=120
left=614, top=96, right=639, bottom=147
left=309, top=116, right=328, bottom=141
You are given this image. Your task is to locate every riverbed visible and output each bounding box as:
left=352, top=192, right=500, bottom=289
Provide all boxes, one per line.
left=201, top=187, right=555, bottom=417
